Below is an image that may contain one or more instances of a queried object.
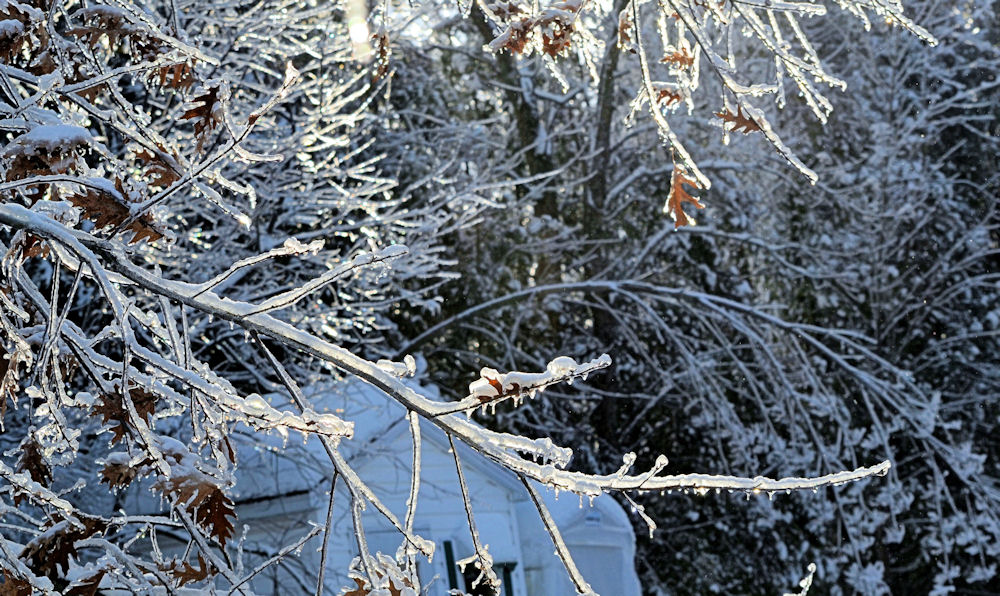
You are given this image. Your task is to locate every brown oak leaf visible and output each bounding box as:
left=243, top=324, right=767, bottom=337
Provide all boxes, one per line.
left=475, top=374, right=525, bottom=404
left=618, top=15, right=636, bottom=53
left=194, top=486, right=236, bottom=546
left=160, top=554, right=212, bottom=586
left=478, top=376, right=505, bottom=403
left=344, top=576, right=409, bottom=596
left=9, top=232, right=51, bottom=261
left=661, top=48, right=694, bottom=68
left=155, top=476, right=237, bottom=546
left=100, top=457, right=151, bottom=490
left=0, top=2, right=39, bottom=66
left=715, top=105, right=761, bottom=134
left=64, top=570, right=106, bottom=596
left=656, top=88, right=683, bottom=107
left=371, top=30, right=392, bottom=82
left=68, top=185, right=163, bottom=244
left=93, top=393, right=129, bottom=445
left=135, top=149, right=181, bottom=188
left=4, top=128, right=91, bottom=183
left=182, top=87, right=222, bottom=151
left=496, top=20, right=532, bottom=55
left=666, top=162, right=704, bottom=228
left=15, top=437, right=51, bottom=505
left=153, top=60, right=196, bottom=92
left=92, top=385, right=159, bottom=445
left=0, top=570, right=31, bottom=596
left=541, top=23, right=574, bottom=57
left=21, top=518, right=107, bottom=581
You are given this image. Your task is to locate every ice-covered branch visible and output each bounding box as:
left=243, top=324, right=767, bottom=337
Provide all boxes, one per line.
left=0, top=205, right=895, bottom=502
left=449, top=435, right=501, bottom=595
left=440, top=354, right=612, bottom=416
left=522, top=478, right=595, bottom=596
left=245, top=244, right=408, bottom=315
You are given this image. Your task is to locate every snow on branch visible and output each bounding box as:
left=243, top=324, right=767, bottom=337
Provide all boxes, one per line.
left=0, top=0, right=943, bottom=591
left=442, top=354, right=612, bottom=416
left=535, top=456, right=892, bottom=497
left=607, top=0, right=937, bottom=221
left=0, top=204, right=893, bottom=502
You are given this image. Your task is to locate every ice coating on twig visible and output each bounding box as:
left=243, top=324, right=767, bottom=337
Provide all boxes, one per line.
left=460, top=354, right=612, bottom=415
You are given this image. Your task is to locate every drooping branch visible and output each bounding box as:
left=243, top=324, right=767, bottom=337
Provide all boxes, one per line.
left=0, top=204, right=893, bottom=500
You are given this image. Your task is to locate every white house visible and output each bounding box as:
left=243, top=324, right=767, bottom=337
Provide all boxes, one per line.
left=231, top=375, right=642, bottom=595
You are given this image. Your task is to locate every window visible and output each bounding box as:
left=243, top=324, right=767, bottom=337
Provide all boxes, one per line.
left=444, top=539, right=517, bottom=596
left=463, top=562, right=516, bottom=596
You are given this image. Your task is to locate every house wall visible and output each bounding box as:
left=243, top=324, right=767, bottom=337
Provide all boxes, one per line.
left=228, top=382, right=640, bottom=596
left=324, top=425, right=531, bottom=595
left=515, top=492, right=642, bottom=596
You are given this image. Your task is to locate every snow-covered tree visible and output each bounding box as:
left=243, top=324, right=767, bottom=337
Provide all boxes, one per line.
left=750, top=2, right=1000, bottom=591
left=0, top=0, right=968, bottom=594
left=389, top=0, right=999, bottom=593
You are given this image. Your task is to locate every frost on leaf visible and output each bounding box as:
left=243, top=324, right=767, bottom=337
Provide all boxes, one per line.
left=134, top=148, right=181, bottom=188
left=64, top=569, right=107, bottom=596
left=182, top=86, right=223, bottom=151
left=539, top=10, right=575, bottom=57
left=0, top=2, right=39, bottom=64
left=3, top=125, right=93, bottom=181
left=68, top=185, right=164, bottom=245
left=154, top=473, right=237, bottom=546
left=65, top=5, right=148, bottom=50
left=92, top=385, right=158, bottom=445
left=617, top=8, right=636, bottom=54
left=100, top=453, right=151, bottom=490
left=20, top=517, right=107, bottom=581
left=488, top=0, right=583, bottom=58
left=665, top=160, right=704, bottom=228
left=16, top=436, right=51, bottom=488
left=342, top=554, right=417, bottom=596
left=492, top=19, right=532, bottom=55
left=343, top=577, right=409, bottom=596
left=660, top=48, right=694, bottom=69
left=9, top=233, right=50, bottom=261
